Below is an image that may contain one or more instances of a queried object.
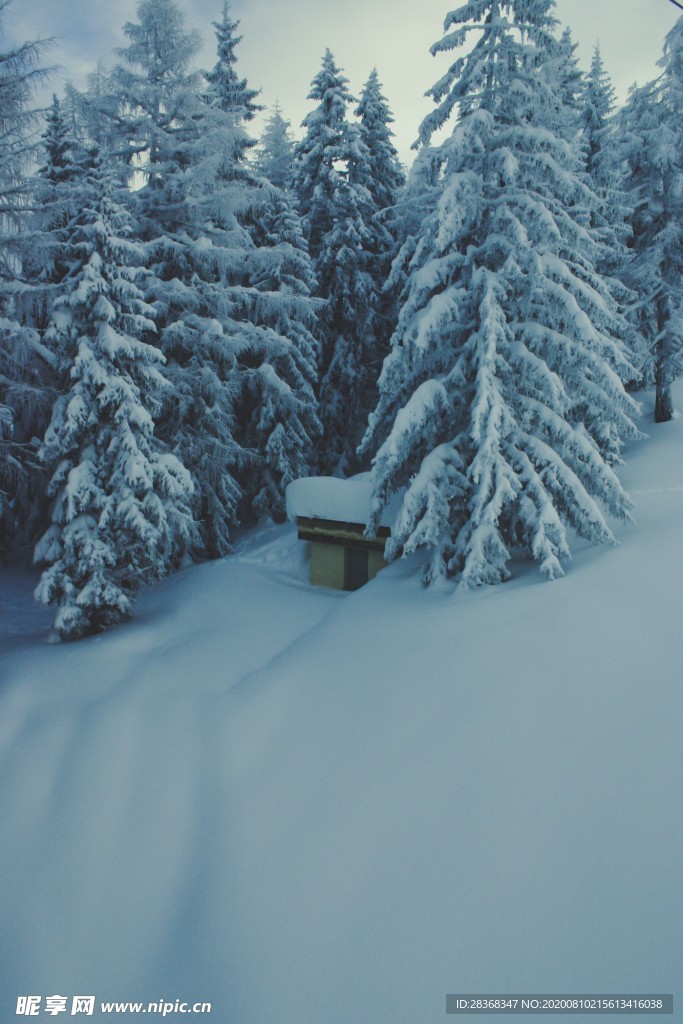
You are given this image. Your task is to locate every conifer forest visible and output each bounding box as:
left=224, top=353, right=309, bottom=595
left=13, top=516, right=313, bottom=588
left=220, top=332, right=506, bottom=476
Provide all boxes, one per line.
left=1, top=0, right=682, bottom=638
left=2, top=4, right=683, bottom=1020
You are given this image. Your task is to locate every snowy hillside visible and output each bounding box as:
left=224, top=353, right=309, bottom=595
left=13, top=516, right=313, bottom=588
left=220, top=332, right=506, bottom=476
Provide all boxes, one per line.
left=1, top=384, right=681, bottom=1023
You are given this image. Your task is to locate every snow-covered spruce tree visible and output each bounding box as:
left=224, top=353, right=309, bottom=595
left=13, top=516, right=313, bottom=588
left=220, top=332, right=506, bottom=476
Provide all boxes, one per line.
left=293, top=51, right=378, bottom=474
left=205, top=6, right=319, bottom=522
left=0, top=2, right=53, bottom=555
left=354, top=69, right=405, bottom=217
left=583, top=45, right=616, bottom=182
left=376, top=146, right=445, bottom=377
left=363, top=0, right=641, bottom=588
left=62, top=63, right=122, bottom=151
left=206, top=1, right=262, bottom=127
left=353, top=69, right=406, bottom=394
left=109, top=0, right=243, bottom=556
left=582, top=45, right=630, bottom=255
left=34, top=148, right=194, bottom=641
left=244, top=192, right=321, bottom=520
left=619, top=19, right=683, bottom=423
left=0, top=0, right=51, bottom=223
left=110, top=0, right=203, bottom=212
left=548, top=27, right=584, bottom=141
left=25, top=96, right=83, bottom=296
left=2, top=96, right=84, bottom=552
left=293, top=50, right=354, bottom=260
left=580, top=46, right=640, bottom=382
left=256, top=103, right=295, bottom=191
left=110, top=0, right=319, bottom=548
left=315, top=174, right=377, bottom=474
left=40, top=94, right=80, bottom=188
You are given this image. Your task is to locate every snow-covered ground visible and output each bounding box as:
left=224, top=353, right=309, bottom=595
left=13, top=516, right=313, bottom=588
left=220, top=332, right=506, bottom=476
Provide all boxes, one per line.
left=1, top=387, right=681, bottom=1024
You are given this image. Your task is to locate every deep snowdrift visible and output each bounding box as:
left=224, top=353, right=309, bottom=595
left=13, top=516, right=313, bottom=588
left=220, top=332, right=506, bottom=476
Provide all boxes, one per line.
left=1, top=388, right=681, bottom=1023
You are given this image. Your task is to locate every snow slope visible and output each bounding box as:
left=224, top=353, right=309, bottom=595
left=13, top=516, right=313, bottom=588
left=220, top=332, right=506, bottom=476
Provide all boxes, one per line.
left=1, top=389, right=681, bottom=1024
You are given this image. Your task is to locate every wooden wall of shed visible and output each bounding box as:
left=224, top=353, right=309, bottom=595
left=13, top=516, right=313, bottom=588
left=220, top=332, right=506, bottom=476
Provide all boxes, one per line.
left=310, top=541, right=345, bottom=589
left=367, top=549, right=386, bottom=582
left=309, top=540, right=388, bottom=590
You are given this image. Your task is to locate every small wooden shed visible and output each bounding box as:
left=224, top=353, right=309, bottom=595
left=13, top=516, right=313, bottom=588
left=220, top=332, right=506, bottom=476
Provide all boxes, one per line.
left=285, top=476, right=398, bottom=591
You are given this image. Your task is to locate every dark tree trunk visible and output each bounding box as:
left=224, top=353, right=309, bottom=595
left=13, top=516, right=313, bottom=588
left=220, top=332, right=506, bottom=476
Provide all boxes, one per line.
left=654, top=297, right=673, bottom=424
left=654, top=356, right=673, bottom=423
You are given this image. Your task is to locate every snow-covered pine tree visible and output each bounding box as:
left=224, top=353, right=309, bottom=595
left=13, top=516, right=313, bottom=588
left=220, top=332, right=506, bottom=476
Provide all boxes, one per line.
left=3, top=95, right=84, bottom=552
left=376, top=146, right=444, bottom=383
left=206, top=1, right=262, bottom=127
left=111, top=0, right=204, bottom=220
left=108, top=0, right=319, bottom=549
left=0, top=0, right=51, bottom=223
left=26, top=95, right=83, bottom=293
left=62, top=63, right=121, bottom=151
left=314, top=174, right=377, bottom=474
left=41, top=95, right=79, bottom=185
left=293, top=50, right=378, bottom=473
left=549, top=27, right=584, bottom=141
left=293, top=50, right=356, bottom=263
left=580, top=46, right=640, bottom=383
left=108, top=0, right=245, bottom=556
left=354, top=69, right=405, bottom=220
left=353, top=69, right=406, bottom=396
left=363, top=0, right=641, bottom=588
left=619, top=18, right=683, bottom=422
left=0, top=1, right=53, bottom=555
left=204, top=5, right=319, bottom=522
left=256, top=103, right=295, bottom=190
left=243, top=191, right=321, bottom=521
left=584, top=45, right=616, bottom=182
left=34, top=147, right=194, bottom=640
left=583, top=45, right=627, bottom=260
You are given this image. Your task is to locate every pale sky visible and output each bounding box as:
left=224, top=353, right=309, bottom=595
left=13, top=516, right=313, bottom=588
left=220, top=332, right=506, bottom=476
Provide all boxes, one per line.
left=5, top=0, right=680, bottom=165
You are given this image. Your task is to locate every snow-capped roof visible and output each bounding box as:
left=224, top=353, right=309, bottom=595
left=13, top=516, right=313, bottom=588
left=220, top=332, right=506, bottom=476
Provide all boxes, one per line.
left=285, top=474, right=400, bottom=530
